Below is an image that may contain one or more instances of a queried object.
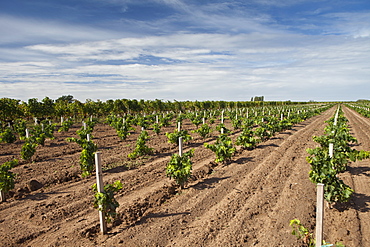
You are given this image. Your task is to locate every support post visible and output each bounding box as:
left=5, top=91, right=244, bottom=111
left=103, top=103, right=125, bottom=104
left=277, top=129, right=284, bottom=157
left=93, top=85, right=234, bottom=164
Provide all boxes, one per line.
left=179, top=137, right=183, bottom=157
left=329, top=143, right=334, bottom=158
left=316, top=183, right=324, bottom=247
left=95, top=152, right=107, bottom=234
left=0, top=190, right=5, bottom=202
left=177, top=122, right=181, bottom=132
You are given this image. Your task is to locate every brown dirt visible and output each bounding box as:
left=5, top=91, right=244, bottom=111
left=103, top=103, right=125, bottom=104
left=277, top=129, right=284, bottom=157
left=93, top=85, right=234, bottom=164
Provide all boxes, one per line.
left=0, top=105, right=369, bottom=247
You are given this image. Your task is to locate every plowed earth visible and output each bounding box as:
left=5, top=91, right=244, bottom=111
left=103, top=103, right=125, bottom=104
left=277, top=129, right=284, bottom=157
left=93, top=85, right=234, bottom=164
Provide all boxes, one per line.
left=1, top=106, right=369, bottom=247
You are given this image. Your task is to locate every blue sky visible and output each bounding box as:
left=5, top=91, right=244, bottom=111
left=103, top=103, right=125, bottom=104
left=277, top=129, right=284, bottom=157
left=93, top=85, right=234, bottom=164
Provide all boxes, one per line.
left=1, top=0, right=369, bottom=102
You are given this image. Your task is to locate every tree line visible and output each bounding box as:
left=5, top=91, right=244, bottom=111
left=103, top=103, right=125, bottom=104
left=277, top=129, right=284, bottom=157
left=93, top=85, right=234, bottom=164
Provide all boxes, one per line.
left=0, top=95, right=308, bottom=127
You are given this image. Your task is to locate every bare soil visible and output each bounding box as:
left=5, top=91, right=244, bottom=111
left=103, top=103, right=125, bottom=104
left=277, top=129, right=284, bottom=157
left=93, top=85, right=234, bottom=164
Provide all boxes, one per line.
left=0, top=105, right=369, bottom=247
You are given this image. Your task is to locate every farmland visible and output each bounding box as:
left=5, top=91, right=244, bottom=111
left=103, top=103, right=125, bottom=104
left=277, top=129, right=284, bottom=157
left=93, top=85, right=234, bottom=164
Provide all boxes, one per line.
left=1, top=100, right=370, bottom=246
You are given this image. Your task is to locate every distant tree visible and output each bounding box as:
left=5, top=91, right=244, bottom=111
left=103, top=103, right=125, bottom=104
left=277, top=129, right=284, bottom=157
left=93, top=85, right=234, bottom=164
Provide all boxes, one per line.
left=41, top=97, right=55, bottom=118
left=56, top=95, right=74, bottom=103
left=0, top=98, right=23, bottom=129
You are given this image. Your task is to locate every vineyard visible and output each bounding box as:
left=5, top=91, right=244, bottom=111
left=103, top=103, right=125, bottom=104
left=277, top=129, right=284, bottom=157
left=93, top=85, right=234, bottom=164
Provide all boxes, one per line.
left=1, top=98, right=370, bottom=246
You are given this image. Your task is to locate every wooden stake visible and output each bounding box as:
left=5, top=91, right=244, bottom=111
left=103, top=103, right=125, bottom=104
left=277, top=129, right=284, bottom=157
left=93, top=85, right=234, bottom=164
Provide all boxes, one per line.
left=316, top=183, right=324, bottom=247
left=0, top=190, right=5, bottom=202
left=329, top=143, right=334, bottom=158
left=179, top=137, right=183, bottom=157
left=94, top=152, right=107, bottom=234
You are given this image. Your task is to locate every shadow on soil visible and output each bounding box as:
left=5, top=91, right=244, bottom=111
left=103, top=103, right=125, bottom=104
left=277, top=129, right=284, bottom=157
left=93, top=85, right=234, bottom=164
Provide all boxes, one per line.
left=257, top=143, right=279, bottom=149
left=351, top=192, right=370, bottom=213
left=143, top=211, right=191, bottom=220
left=335, top=192, right=370, bottom=213
left=192, top=176, right=231, bottom=190
left=19, top=191, right=69, bottom=201
left=234, top=156, right=254, bottom=165
left=347, top=166, right=370, bottom=178
left=135, top=211, right=191, bottom=226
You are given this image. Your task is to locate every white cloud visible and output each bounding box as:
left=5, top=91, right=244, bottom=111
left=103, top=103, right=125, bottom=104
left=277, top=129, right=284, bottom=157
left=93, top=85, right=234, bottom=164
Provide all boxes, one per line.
left=1, top=30, right=369, bottom=102
left=1, top=1, right=370, bottom=102
left=0, top=15, right=121, bottom=45
left=320, top=12, right=370, bottom=37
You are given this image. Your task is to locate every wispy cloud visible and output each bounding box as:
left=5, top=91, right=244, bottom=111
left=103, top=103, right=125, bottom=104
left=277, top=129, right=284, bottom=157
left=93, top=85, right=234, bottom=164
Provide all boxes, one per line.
left=0, top=15, right=121, bottom=45
left=0, top=0, right=369, bottom=102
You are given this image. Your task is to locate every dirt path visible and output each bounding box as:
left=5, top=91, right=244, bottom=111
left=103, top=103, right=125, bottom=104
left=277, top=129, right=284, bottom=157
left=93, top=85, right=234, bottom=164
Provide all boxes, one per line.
left=341, top=106, right=370, bottom=246
left=1, top=105, right=370, bottom=246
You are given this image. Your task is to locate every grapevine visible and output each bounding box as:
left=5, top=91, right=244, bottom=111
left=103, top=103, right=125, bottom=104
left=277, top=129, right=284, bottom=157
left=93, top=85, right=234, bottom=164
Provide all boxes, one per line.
left=166, top=149, right=194, bottom=189
left=92, top=180, right=123, bottom=223
left=0, top=159, right=18, bottom=195
left=166, top=129, right=192, bottom=146
left=192, top=123, right=212, bottom=139
left=0, top=128, right=16, bottom=143
left=128, top=131, right=154, bottom=159
left=235, top=127, right=258, bottom=150
left=204, top=134, right=236, bottom=164
left=20, top=141, right=38, bottom=161
left=151, top=123, right=161, bottom=135
left=67, top=135, right=98, bottom=177
left=307, top=106, right=370, bottom=203
left=13, top=119, right=27, bottom=140
left=58, top=118, right=74, bottom=132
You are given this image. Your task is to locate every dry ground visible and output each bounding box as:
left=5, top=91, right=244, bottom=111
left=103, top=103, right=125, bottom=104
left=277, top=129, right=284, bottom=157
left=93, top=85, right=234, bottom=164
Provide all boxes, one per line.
left=0, top=105, right=369, bottom=246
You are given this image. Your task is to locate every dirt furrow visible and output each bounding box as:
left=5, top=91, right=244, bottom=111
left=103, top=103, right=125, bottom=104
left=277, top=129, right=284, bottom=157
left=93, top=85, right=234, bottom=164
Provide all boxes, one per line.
left=0, top=121, right=244, bottom=246
left=203, top=108, right=333, bottom=247
left=100, top=107, right=335, bottom=247
left=341, top=106, right=370, bottom=246
left=100, top=133, right=298, bottom=246
left=7, top=108, right=360, bottom=247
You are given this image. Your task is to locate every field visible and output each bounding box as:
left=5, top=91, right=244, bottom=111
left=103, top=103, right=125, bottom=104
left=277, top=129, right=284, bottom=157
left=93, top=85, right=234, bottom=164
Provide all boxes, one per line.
left=1, top=105, right=369, bottom=246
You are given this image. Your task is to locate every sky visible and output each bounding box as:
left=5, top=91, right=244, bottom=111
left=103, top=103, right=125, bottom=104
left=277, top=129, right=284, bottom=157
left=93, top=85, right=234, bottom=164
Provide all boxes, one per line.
left=0, top=0, right=369, bottom=102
